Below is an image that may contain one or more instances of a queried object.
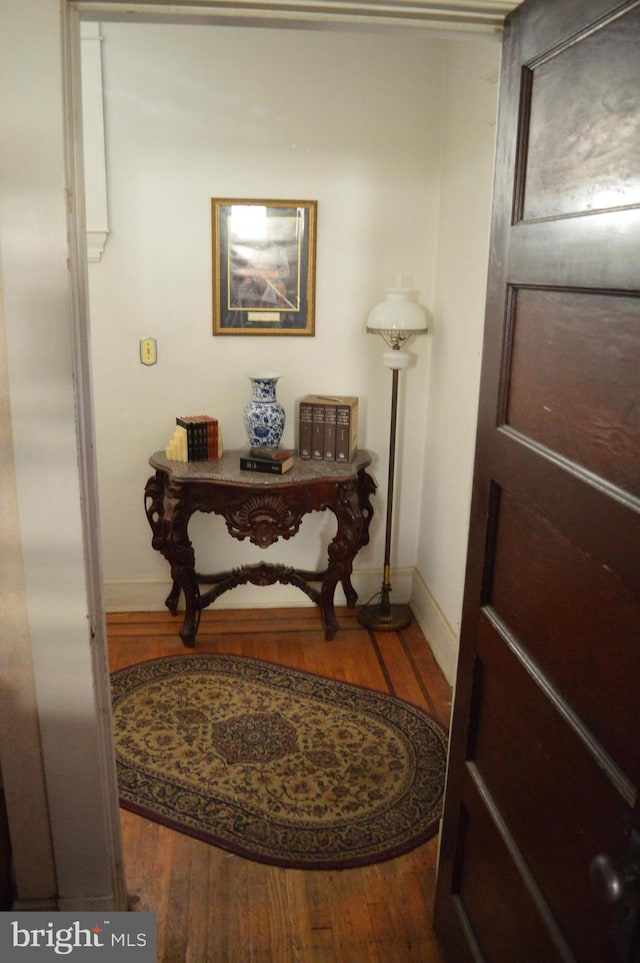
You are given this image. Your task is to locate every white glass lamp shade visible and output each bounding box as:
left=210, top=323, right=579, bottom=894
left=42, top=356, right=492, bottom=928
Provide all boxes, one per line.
left=367, top=285, right=431, bottom=349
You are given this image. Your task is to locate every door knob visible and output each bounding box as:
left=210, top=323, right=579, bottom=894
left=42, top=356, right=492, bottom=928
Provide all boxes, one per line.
left=590, top=853, right=640, bottom=905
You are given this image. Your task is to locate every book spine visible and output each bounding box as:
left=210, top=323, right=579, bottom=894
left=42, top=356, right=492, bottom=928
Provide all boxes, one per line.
left=312, top=403, right=325, bottom=460
left=195, top=418, right=206, bottom=461
left=206, top=418, right=219, bottom=459
left=250, top=446, right=293, bottom=461
left=193, top=419, right=202, bottom=460
left=335, top=402, right=358, bottom=462
left=298, top=401, right=313, bottom=459
left=323, top=404, right=336, bottom=461
left=176, top=417, right=195, bottom=460
left=239, top=457, right=286, bottom=474
left=349, top=400, right=358, bottom=460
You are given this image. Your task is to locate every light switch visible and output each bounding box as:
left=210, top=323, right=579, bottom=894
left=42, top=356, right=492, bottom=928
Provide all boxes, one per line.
left=140, top=337, right=157, bottom=366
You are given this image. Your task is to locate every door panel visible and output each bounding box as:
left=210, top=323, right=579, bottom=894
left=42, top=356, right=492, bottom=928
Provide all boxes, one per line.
left=520, top=4, right=640, bottom=221
left=474, top=615, right=630, bottom=962
left=434, top=1, right=640, bottom=961
left=456, top=784, right=572, bottom=963
left=490, top=489, right=640, bottom=781
left=504, top=288, right=640, bottom=497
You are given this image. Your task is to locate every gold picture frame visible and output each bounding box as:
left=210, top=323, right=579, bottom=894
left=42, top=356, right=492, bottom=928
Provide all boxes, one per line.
left=212, top=198, right=317, bottom=336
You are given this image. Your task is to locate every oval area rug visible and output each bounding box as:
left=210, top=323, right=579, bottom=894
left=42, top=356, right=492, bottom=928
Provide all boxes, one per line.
left=111, top=654, right=448, bottom=869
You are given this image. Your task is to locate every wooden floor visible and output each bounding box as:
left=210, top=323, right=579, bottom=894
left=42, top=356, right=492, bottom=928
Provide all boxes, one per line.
left=107, top=606, right=453, bottom=963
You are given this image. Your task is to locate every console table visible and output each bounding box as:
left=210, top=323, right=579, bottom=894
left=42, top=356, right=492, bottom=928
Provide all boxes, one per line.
left=144, top=450, right=376, bottom=646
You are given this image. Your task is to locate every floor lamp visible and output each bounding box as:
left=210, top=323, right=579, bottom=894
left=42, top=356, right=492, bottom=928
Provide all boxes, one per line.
left=358, top=282, right=431, bottom=631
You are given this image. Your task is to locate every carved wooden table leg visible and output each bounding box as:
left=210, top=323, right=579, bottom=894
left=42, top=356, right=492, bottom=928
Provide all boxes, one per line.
left=176, top=569, right=200, bottom=647
left=145, top=470, right=179, bottom=616
left=144, top=471, right=201, bottom=646
left=320, top=473, right=374, bottom=640
left=163, top=479, right=202, bottom=647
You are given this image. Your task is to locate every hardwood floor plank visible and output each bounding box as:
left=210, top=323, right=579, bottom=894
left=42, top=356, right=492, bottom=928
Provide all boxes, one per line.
left=369, top=631, right=431, bottom=710
left=304, top=871, right=337, bottom=942
left=227, top=856, right=251, bottom=962
left=152, top=828, right=178, bottom=943
left=244, top=862, right=269, bottom=962
left=108, top=608, right=451, bottom=962
left=400, top=622, right=453, bottom=725
left=205, top=848, right=230, bottom=962
left=164, top=835, right=192, bottom=962
left=184, top=841, right=215, bottom=963
left=330, top=868, right=378, bottom=955
left=284, top=869, right=323, bottom=963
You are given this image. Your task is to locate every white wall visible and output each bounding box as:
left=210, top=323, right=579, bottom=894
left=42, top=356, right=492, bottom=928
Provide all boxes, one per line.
left=88, top=24, right=500, bottom=681
left=87, top=23, right=447, bottom=611
left=412, top=41, right=500, bottom=681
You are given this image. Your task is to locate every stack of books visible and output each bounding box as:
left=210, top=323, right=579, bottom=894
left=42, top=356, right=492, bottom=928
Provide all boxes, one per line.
left=298, top=395, right=358, bottom=462
left=165, top=416, right=223, bottom=462
left=239, top=447, right=295, bottom=475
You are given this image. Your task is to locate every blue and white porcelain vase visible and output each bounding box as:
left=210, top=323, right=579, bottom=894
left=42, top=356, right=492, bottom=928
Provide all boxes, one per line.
left=243, top=373, right=286, bottom=448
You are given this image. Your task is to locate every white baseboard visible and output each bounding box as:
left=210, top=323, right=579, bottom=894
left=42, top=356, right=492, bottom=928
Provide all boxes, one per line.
left=103, top=577, right=174, bottom=613
left=11, top=898, right=59, bottom=911
left=102, top=570, right=456, bottom=681
left=56, top=893, right=125, bottom=913
left=409, top=570, right=459, bottom=685
left=12, top=893, right=124, bottom=912
left=102, top=568, right=414, bottom=614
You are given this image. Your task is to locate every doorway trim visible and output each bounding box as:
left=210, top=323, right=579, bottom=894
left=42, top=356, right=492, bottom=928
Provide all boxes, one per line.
left=62, top=0, right=510, bottom=911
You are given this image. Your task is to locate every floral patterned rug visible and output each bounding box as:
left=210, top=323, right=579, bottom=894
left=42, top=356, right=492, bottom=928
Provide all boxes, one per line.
left=111, top=654, right=448, bottom=869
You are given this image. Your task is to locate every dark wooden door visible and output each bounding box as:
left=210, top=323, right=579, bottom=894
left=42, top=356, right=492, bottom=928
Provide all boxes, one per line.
left=433, top=1, right=640, bottom=961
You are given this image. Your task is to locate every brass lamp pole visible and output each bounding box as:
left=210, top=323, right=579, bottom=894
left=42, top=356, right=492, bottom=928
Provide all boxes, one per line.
left=358, top=283, right=431, bottom=631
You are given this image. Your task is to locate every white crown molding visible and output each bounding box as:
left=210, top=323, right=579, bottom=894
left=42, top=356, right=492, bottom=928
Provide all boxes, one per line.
left=72, top=1, right=520, bottom=36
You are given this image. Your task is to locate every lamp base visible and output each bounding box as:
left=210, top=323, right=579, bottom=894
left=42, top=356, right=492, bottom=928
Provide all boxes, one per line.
left=358, top=601, right=414, bottom=631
